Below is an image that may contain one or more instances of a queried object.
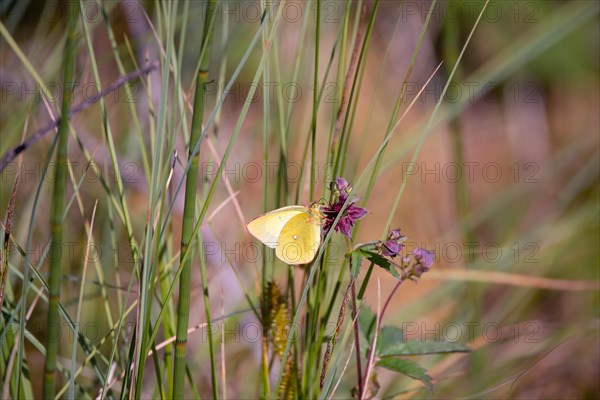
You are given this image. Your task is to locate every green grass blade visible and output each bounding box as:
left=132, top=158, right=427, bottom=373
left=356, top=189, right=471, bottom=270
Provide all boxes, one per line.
left=173, top=1, right=218, bottom=398
left=42, top=2, right=79, bottom=397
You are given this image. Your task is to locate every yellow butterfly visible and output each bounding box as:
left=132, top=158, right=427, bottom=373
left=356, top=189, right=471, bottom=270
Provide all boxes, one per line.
left=247, top=204, right=322, bottom=265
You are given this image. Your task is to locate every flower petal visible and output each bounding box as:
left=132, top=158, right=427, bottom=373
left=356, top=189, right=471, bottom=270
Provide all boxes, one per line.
left=336, top=218, right=352, bottom=237
left=347, top=205, right=368, bottom=219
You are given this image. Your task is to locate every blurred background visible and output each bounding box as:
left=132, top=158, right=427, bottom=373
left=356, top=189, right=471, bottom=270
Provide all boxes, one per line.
left=1, top=0, right=599, bottom=398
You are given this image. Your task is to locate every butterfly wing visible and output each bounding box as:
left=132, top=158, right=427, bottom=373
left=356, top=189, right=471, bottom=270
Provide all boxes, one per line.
left=247, top=206, right=307, bottom=249
left=275, top=210, right=321, bottom=264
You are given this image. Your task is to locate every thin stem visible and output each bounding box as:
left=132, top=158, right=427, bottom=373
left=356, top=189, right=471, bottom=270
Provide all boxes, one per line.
left=173, top=0, right=218, bottom=398
left=1, top=175, right=19, bottom=309
left=335, top=1, right=378, bottom=178
left=260, top=1, right=272, bottom=396
left=309, top=0, right=320, bottom=200
left=359, top=279, right=381, bottom=400
left=349, top=278, right=363, bottom=397
left=357, top=262, right=374, bottom=300
left=42, top=2, right=79, bottom=397
left=0, top=62, right=158, bottom=172
left=320, top=277, right=353, bottom=388
left=360, top=277, right=405, bottom=400
left=197, top=229, right=220, bottom=399
left=363, top=0, right=437, bottom=221
left=329, top=3, right=366, bottom=161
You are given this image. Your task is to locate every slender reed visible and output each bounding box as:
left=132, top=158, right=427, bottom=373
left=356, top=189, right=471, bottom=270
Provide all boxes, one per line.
left=42, top=1, right=79, bottom=397
left=260, top=3, right=272, bottom=396
left=173, top=0, right=218, bottom=398
left=309, top=0, right=321, bottom=200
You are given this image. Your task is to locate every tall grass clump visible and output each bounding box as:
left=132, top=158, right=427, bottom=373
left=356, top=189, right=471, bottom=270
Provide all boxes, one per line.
left=0, top=1, right=598, bottom=399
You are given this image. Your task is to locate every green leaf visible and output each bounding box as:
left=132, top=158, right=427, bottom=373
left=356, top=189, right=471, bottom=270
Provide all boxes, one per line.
left=380, top=339, right=471, bottom=357
left=377, top=358, right=434, bottom=394
left=360, top=250, right=400, bottom=279
left=349, top=250, right=363, bottom=277
left=356, top=307, right=373, bottom=359
left=357, top=305, right=376, bottom=343
left=375, top=326, right=404, bottom=356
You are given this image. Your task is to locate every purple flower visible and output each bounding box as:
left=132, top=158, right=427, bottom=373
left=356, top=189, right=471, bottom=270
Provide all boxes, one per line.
left=330, top=177, right=352, bottom=203
left=334, top=177, right=351, bottom=197
left=380, top=229, right=404, bottom=258
left=412, top=248, right=435, bottom=277
left=322, top=199, right=368, bottom=238
left=381, top=241, right=402, bottom=257
left=322, top=178, right=367, bottom=238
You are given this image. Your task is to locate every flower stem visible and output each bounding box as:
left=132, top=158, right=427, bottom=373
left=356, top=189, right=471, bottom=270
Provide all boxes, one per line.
left=350, top=278, right=363, bottom=397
